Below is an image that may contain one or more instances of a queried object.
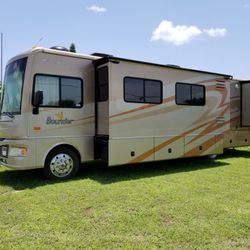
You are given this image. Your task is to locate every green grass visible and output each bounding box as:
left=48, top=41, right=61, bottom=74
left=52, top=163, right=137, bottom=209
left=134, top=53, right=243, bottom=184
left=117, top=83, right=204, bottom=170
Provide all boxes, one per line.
left=0, top=148, right=249, bottom=250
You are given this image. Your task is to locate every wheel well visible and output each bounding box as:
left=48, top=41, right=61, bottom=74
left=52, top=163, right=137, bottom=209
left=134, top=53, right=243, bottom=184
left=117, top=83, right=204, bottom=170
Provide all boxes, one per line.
left=46, top=144, right=81, bottom=164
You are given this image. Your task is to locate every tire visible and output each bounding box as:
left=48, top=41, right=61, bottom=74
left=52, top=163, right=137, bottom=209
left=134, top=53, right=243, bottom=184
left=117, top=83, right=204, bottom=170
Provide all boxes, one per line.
left=44, top=147, right=80, bottom=180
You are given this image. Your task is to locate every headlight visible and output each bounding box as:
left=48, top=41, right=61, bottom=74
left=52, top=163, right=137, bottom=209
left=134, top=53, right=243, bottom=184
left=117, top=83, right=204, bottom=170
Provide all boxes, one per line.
left=9, top=147, right=28, bottom=157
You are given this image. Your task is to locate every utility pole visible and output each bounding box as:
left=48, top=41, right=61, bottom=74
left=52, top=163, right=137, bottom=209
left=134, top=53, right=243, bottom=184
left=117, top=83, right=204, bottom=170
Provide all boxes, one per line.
left=0, top=33, right=3, bottom=85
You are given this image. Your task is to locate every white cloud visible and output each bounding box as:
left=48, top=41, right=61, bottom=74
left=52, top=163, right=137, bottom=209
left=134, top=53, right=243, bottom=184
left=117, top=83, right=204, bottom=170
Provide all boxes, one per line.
left=204, top=28, right=227, bottom=37
left=151, top=20, right=228, bottom=46
left=151, top=20, right=202, bottom=46
left=87, top=5, right=107, bottom=13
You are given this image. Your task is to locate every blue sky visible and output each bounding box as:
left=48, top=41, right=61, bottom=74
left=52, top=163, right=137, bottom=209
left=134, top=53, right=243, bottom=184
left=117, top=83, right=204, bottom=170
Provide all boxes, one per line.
left=1, top=0, right=250, bottom=78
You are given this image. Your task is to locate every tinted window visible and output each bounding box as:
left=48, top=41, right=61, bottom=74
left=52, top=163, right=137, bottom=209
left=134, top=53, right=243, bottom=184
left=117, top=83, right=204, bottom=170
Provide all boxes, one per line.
left=145, top=80, right=162, bottom=104
left=176, top=82, right=205, bottom=106
left=124, top=77, right=162, bottom=104
left=61, top=78, right=82, bottom=107
left=1, top=57, right=27, bottom=114
left=176, top=83, right=191, bottom=105
left=124, top=78, right=144, bottom=103
left=191, top=85, right=204, bottom=105
left=97, top=66, right=108, bottom=102
left=33, top=75, right=83, bottom=108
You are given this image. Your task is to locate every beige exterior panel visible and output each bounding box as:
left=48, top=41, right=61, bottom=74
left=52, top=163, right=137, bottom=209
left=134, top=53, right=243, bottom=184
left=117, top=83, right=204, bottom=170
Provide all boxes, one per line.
left=0, top=139, right=36, bottom=170
left=35, top=136, right=94, bottom=168
left=155, top=136, right=185, bottom=160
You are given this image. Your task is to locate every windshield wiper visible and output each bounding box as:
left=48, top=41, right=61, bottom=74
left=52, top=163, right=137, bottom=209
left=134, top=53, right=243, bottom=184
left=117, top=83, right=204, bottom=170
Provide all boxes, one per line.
left=2, top=112, right=15, bottom=119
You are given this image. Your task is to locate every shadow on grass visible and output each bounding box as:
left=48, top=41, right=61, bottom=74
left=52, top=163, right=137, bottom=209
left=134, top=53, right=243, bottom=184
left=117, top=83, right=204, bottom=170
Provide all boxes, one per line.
left=0, top=148, right=249, bottom=190
left=81, top=157, right=229, bottom=185
left=221, top=148, right=250, bottom=159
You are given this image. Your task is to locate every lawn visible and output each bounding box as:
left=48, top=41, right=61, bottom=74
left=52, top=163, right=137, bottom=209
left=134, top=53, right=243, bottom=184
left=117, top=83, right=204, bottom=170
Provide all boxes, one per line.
left=0, top=148, right=249, bottom=250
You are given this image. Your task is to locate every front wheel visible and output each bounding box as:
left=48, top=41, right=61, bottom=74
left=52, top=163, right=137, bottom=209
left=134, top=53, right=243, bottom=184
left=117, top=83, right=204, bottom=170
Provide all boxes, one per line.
left=44, top=148, right=80, bottom=180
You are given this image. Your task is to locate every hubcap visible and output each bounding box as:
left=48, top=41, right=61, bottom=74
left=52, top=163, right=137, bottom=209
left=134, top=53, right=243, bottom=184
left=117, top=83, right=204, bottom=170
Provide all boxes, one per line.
left=50, top=153, right=74, bottom=178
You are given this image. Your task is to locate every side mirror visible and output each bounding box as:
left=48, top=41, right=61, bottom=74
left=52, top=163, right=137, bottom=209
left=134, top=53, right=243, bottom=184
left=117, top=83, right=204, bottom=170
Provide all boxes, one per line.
left=33, top=91, right=43, bottom=115
left=34, top=91, right=43, bottom=106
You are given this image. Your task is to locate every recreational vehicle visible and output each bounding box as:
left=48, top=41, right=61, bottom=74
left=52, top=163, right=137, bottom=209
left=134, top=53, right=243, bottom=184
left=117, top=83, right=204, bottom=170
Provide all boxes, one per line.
left=0, top=46, right=249, bottom=179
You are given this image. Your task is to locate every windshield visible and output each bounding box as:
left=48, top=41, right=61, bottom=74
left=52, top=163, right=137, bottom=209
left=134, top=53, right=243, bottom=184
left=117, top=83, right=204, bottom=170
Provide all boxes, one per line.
left=1, top=57, right=27, bottom=115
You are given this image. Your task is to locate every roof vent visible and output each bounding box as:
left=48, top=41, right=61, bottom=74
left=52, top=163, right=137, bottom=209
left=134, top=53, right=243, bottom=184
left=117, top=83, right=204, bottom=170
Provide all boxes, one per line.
left=91, top=52, right=113, bottom=57
left=50, top=46, right=69, bottom=52
left=166, top=64, right=181, bottom=68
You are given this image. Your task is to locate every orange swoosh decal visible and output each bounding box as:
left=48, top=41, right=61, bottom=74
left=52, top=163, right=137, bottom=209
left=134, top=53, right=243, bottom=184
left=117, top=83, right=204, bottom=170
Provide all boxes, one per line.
left=111, top=96, right=175, bottom=119
left=129, top=120, right=211, bottom=163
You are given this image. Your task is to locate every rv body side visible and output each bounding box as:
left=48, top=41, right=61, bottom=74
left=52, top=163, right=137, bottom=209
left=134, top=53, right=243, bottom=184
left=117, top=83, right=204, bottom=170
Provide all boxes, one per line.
left=0, top=47, right=249, bottom=179
left=95, top=58, right=236, bottom=166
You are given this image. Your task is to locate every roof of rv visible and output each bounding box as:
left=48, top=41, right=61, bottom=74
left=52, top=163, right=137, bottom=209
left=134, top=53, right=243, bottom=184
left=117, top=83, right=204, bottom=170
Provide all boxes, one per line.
left=6, top=46, right=102, bottom=65
left=31, top=47, right=102, bottom=60
left=95, top=55, right=232, bottom=78
left=8, top=47, right=232, bottom=78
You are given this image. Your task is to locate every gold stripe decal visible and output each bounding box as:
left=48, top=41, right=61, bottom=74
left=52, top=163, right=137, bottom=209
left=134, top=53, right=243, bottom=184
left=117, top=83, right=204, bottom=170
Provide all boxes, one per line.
left=129, top=120, right=211, bottom=163
left=111, top=96, right=175, bottom=119
left=128, top=117, right=238, bottom=164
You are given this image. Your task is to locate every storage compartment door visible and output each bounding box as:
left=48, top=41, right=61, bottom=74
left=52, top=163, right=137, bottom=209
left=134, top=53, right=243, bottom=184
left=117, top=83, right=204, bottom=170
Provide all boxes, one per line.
left=241, top=81, right=250, bottom=127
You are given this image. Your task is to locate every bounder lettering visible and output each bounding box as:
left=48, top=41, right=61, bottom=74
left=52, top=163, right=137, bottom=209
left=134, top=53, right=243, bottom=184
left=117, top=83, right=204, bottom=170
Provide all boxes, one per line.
left=46, top=117, right=74, bottom=125
left=46, top=112, right=74, bottom=125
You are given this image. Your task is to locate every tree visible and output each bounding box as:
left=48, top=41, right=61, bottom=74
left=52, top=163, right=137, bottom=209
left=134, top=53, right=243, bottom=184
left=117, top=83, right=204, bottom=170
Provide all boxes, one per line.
left=69, top=43, right=76, bottom=53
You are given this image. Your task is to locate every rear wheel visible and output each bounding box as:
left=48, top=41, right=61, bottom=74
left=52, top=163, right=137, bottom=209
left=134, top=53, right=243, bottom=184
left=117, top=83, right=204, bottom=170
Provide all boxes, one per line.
left=44, top=148, right=79, bottom=180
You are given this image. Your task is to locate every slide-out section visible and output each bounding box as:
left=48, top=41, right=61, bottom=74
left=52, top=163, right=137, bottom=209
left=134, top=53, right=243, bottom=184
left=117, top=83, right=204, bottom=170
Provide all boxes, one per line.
left=241, top=81, right=250, bottom=127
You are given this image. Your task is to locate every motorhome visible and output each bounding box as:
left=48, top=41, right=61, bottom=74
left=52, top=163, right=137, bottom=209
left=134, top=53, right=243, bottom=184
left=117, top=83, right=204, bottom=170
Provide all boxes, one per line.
left=0, top=46, right=249, bottom=179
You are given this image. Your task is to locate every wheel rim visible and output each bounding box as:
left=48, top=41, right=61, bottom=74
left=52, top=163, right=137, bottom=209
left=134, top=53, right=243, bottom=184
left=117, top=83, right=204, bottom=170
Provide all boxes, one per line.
left=49, top=153, right=74, bottom=178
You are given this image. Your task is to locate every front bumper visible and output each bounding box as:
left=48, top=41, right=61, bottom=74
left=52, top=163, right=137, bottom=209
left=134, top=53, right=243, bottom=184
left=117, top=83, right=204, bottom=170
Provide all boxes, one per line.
left=0, top=139, right=37, bottom=170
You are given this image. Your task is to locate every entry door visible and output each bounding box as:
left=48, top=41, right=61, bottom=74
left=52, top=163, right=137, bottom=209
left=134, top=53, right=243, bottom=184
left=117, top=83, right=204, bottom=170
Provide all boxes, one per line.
left=241, top=81, right=250, bottom=126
